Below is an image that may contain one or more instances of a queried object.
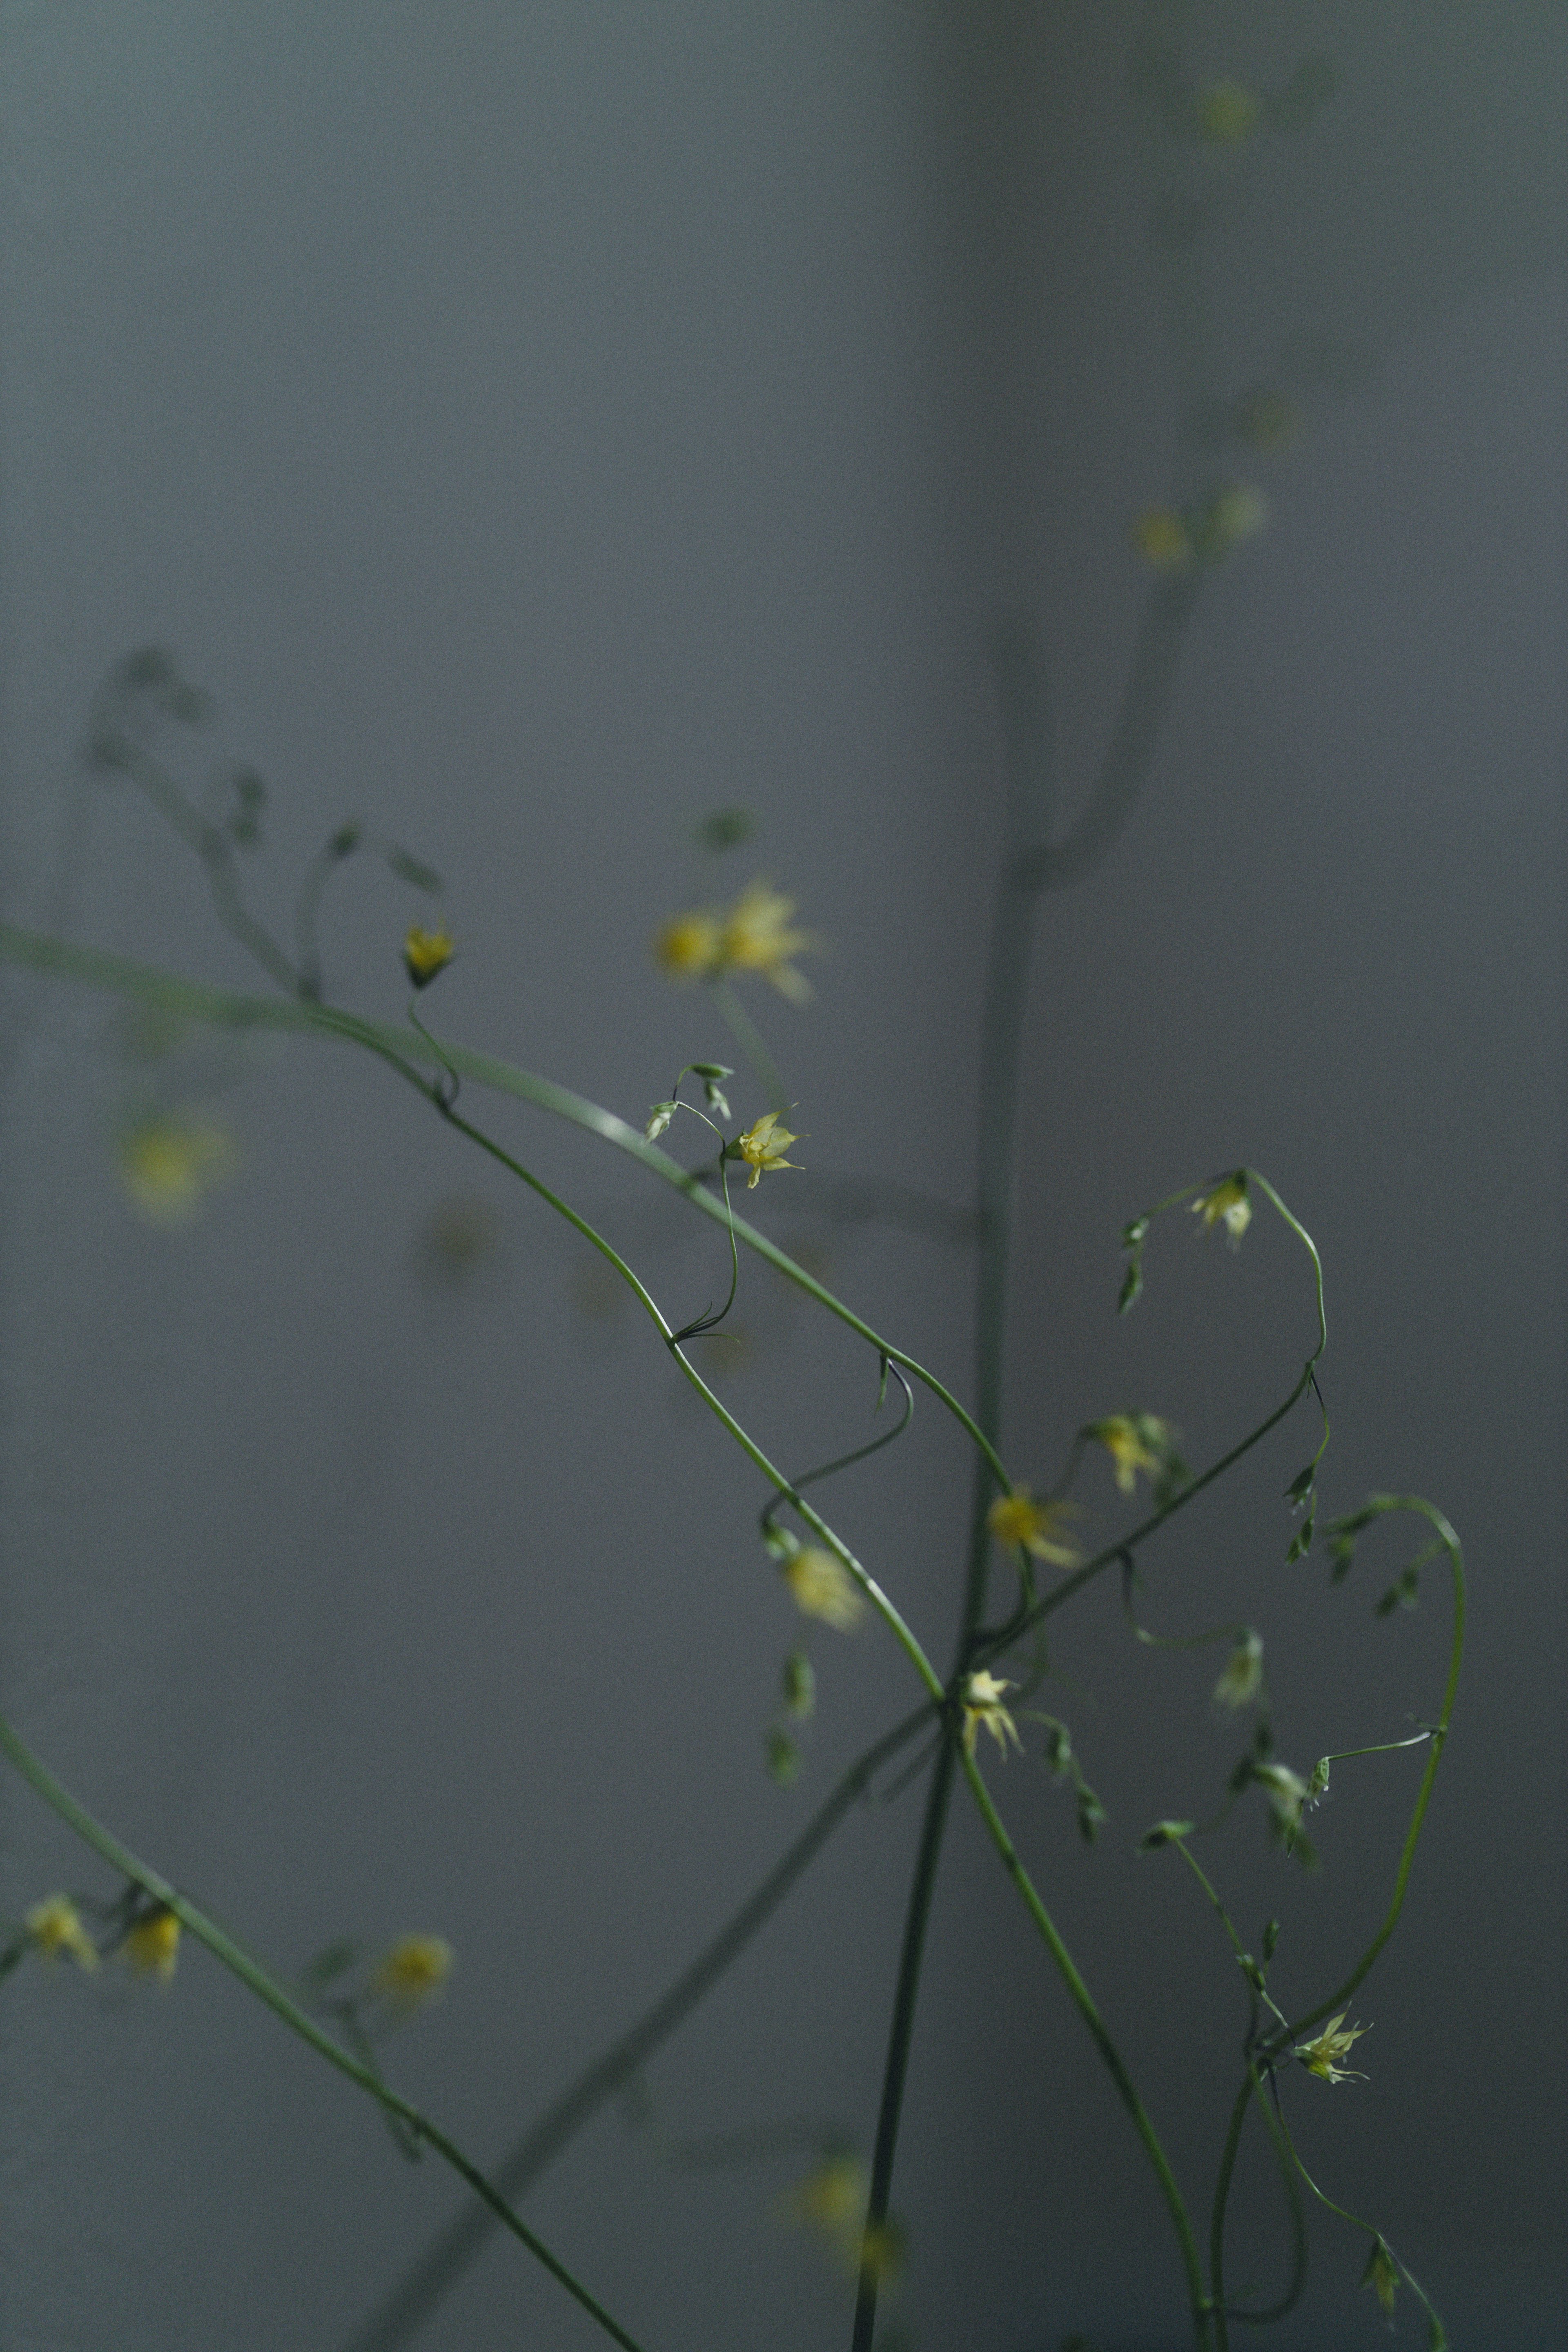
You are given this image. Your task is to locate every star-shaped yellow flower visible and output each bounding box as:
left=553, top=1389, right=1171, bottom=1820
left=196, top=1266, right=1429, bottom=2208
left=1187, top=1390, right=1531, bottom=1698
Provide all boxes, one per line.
left=719, top=881, right=815, bottom=1002
left=782, top=1545, right=866, bottom=1632
left=734, top=1111, right=802, bottom=1189
left=374, top=1934, right=454, bottom=2016
left=25, top=1893, right=99, bottom=1971
left=1294, top=2013, right=1370, bottom=2084
left=961, top=1670, right=1022, bottom=1760
left=1088, top=1414, right=1170, bottom=1495
left=986, top=1487, right=1081, bottom=1567
left=653, top=910, right=724, bottom=981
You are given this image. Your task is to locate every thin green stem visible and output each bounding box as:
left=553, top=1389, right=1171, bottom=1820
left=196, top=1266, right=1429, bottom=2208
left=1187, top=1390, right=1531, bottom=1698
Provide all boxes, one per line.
left=0, top=1711, right=648, bottom=2352
left=1268, top=2087, right=1447, bottom=2343
left=709, top=977, right=789, bottom=1111
left=339, top=1699, right=935, bottom=2352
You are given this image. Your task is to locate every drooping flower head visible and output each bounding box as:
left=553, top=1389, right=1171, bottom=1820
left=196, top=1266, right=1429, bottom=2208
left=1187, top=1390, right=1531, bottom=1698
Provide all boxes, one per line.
left=1192, top=1172, right=1252, bottom=1244
left=1295, top=2013, right=1370, bottom=2085
left=733, top=1111, right=802, bottom=1190
left=373, top=1934, right=454, bottom=2016
left=986, top=1487, right=1081, bottom=1568
left=1088, top=1414, right=1173, bottom=1496
left=1212, top=1629, right=1265, bottom=1711
left=25, top=1893, right=99, bottom=1971
left=961, top=1670, right=1022, bottom=1760
left=124, top=1905, right=181, bottom=1982
left=782, top=1545, right=865, bottom=1633
left=403, top=926, right=455, bottom=990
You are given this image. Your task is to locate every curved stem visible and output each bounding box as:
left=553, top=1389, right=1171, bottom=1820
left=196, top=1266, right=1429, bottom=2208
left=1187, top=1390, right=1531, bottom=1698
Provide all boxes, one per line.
left=0, top=1711, right=648, bottom=2352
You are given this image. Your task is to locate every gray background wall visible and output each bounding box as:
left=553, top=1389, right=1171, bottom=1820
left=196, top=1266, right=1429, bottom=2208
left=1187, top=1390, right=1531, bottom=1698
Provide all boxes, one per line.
left=2, top=5, right=1563, bottom=2349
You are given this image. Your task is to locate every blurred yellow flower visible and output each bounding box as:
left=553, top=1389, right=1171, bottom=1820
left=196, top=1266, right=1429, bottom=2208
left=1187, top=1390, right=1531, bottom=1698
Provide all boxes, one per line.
left=1134, top=506, right=1193, bottom=570
left=403, top=926, right=454, bottom=989
left=1192, top=1172, right=1252, bottom=1243
left=653, top=910, right=724, bottom=981
left=1197, top=78, right=1260, bottom=145
left=1212, top=1630, right=1265, bottom=1710
left=124, top=1906, right=181, bottom=1982
left=117, top=1112, right=235, bottom=1225
left=1089, top=1415, right=1169, bottom=1495
left=986, top=1488, right=1081, bottom=1568
left=721, top=881, right=814, bottom=1003
left=783, top=1545, right=866, bottom=1632
left=961, top=1670, right=1022, bottom=1760
left=1201, top=483, right=1270, bottom=554
left=374, top=1934, right=453, bottom=2015
left=653, top=880, right=815, bottom=1000
left=734, top=1111, right=801, bottom=1189
left=25, top=1894, right=98, bottom=1970
left=1295, top=2013, right=1370, bottom=2085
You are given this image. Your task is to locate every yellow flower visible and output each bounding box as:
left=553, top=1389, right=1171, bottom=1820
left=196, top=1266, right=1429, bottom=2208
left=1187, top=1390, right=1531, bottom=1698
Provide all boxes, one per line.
left=1196, top=78, right=1260, bottom=145
left=124, top=1906, right=181, bottom=1982
left=734, top=1110, right=802, bottom=1189
left=1296, top=2013, right=1370, bottom=2085
left=783, top=1546, right=866, bottom=1632
left=118, top=1112, right=236, bottom=1225
left=961, top=1670, right=1022, bottom=1760
left=403, top=926, right=454, bottom=989
left=1134, top=506, right=1193, bottom=570
left=1212, top=1630, right=1264, bottom=1710
left=25, top=1894, right=99, bottom=1971
left=1192, top=1172, right=1252, bottom=1244
left=986, top=1488, right=1081, bottom=1568
left=1089, top=1415, right=1169, bottom=1495
left=653, top=909, right=724, bottom=981
left=373, top=1934, right=454, bottom=2015
left=1199, top=483, right=1270, bottom=555
left=720, top=881, right=814, bottom=1002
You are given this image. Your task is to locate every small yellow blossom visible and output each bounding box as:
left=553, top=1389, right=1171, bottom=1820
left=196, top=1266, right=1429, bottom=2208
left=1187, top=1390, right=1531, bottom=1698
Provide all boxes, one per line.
left=986, top=1487, right=1081, bottom=1568
left=1212, top=1629, right=1264, bottom=1710
left=720, top=881, right=814, bottom=1003
left=25, top=1894, right=98, bottom=1971
left=1192, top=1172, right=1252, bottom=1244
left=374, top=1934, right=454, bottom=2015
left=734, top=1111, right=802, bottom=1190
left=124, top=1906, right=181, bottom=1982
left=1200, top=483, right=1270, bottom=555
left=653, top=909, right=724, bottom=981
left=783, top=1546, right=865, bottom=1633
left=961, top=1670, right=1022, bottom=1760
left=403, top=926, right=454, bottom=989
left=1196, top=78, right=1260, bottom=145
left=1089, top=1415, right=1169, bottom=1495
left=118, top=1112, right=235, bottom=1225
left=1295, top=2012, right=1370, bottom=2084
left=1134, top=506, right=1193, bottom=570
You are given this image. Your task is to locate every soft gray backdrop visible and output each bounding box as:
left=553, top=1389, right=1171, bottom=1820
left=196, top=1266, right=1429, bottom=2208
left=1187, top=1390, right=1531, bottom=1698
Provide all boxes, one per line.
left=2, top=5, right=1563, bottom=2349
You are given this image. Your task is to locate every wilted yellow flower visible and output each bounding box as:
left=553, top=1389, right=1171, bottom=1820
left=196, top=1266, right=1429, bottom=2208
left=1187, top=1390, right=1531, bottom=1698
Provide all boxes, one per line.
left=1361, top=2236, right=1399, bottom=2314
left=25, top=1894, right=98, bottom=1971
left=986, top=1488, right=1081, bottom=1568
left=118, top=1112, right=235, bottom=1225
left=653, top=909, right=724, bottom=981
left=1297, top=2013, right=1371, bottom=2085
left=961, top=1670, right=1022, bottom=1760
left=1134, top=506, right=1193, bottom=570
left=734, top=1111, right=802, bottom=1189
left=124, top=1906, right=181, bottom=1982
left=1254, top=1761, right=1308, bottom=1829
left=783, top=1546, right=865, bottom=1632
left=720, top=881, right=814, bottom=1003
left=1089, top=1415, right=1169, bottom=1495
left=374, top=1934, right=454, bottom=2014
left=1212, top=1629, right=1264, bottom=1710
left=1196, top=78, right=1260, bottom=145
left=403, top=926, right=454, bottom=989
left=1192, top=1172, right=1252, bottom=1244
